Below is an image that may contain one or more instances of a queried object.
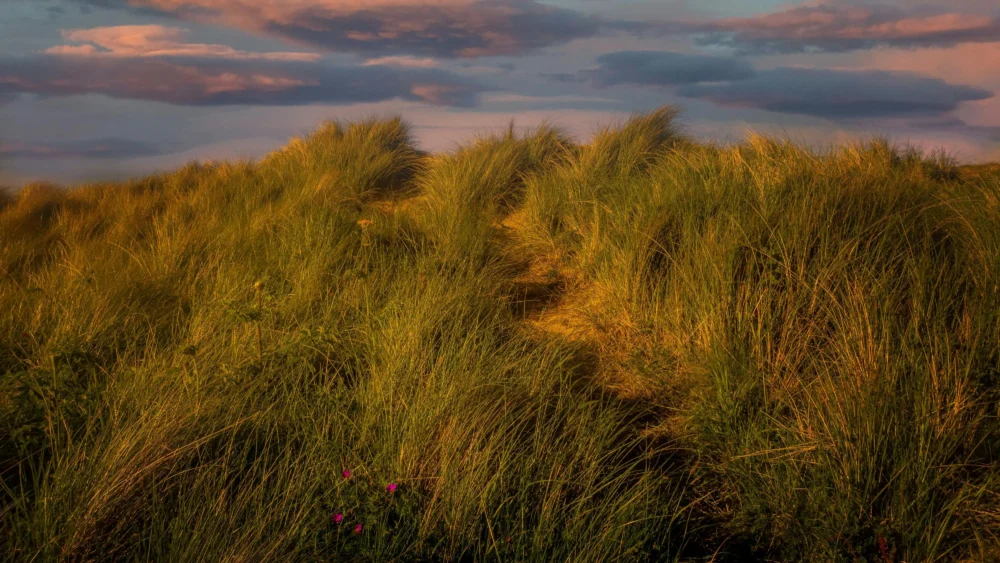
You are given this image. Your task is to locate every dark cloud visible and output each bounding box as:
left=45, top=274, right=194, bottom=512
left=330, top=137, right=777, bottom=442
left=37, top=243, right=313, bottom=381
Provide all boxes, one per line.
left=583, top=50, right=755, bottom=87
left=0, top=137, right=163, bottom=159
left=687, top=1, right=1000, bottom=54
left=0, top=53, right=487, bottom=107
left=68, top=0, right=604, bottom=59
left=676, top=67, right=994, bottom=119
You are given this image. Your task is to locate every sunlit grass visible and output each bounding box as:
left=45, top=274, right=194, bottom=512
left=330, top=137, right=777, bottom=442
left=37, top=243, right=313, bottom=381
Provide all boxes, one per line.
left=1, top=109, right=998, bottom=561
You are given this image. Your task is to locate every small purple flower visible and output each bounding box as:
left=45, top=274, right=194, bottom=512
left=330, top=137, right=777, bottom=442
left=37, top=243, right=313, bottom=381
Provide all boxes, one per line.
left=354, top=523, right=363, bottom=534
left=333, top=513, right=343, bottom=524
left=386, top=483, right=397, bottom=493
left=342, top=469, right=351, bottom=479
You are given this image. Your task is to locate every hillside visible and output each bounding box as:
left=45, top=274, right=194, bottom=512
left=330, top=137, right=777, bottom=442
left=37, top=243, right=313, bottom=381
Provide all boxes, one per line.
left=1, top=108, right=999, bottom=562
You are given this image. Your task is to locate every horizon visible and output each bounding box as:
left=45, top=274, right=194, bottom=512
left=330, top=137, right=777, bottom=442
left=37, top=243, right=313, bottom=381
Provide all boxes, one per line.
left=2, top=0, right=999, bottom=186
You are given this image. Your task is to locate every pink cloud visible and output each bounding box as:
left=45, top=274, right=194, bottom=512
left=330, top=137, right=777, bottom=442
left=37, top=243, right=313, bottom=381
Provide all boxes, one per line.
left=46, top=45, right=101, bottom=56
left=861, top=43, right=1000, bottom=87
left=694, top=0, right=1000, bottom=53
left=362, top=56, right=440, bottom=68
left=862, top=13, right=995, bottom=39
left=45, top=25, right=321, bottom=61
left=84, top=0, right=601, bottom=58
left=859, top=43, right=1000, bottom=126
left=1, top=30, right=487, bottom=108
left=0, top=58, right=310, bottom=104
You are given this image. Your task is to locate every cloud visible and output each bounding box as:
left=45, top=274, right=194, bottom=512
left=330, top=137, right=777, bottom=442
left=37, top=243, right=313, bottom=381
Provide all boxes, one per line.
left=582, top=50, right=756, bottom=87
left=0, top=137, right=163, bottom=159
left=457, top=61, right=516, bottom=75
left=539, top=48, right=993, bottom=121
left=71, top=0, right=604, bottom=58
left=906, top=116, right=1000, bottom=142
left=362, top=56, right=440, bottom=68
left=0, top=53, right=487, bottom=107
left=47, top=25, right=321, bottom=61
left=0, top=25, right=485, bottom=107
left=690, top=1, right=1000, bottom=54
left=676, top=67, right=994, bottom=119
left=539, top=72, right=587, bottom=83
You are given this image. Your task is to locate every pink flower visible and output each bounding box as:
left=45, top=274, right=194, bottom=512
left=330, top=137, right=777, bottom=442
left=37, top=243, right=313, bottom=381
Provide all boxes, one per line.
left=386, top=483, right=397, bottom=493
left=353, top=523, right=363, bottom=534
left=333, top=513, right=343, bottom=524
left=342, top=469, right=351, bottom=479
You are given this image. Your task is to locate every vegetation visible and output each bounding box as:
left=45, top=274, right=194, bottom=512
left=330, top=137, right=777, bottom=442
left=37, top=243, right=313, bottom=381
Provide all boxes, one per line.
left=1, top=108, right=998, bottom=561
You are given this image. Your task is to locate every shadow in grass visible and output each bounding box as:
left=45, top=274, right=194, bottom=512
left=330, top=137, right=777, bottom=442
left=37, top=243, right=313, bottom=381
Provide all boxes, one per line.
left=507, top=277, right=567, bottom=320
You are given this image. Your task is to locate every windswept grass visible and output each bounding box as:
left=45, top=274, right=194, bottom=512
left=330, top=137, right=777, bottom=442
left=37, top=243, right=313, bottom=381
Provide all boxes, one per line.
left=1, top=109, right=998, bottom=562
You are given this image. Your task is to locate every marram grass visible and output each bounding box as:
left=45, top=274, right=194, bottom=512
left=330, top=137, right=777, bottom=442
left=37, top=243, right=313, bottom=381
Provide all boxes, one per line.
left=1, top=108, right=998, bottom=562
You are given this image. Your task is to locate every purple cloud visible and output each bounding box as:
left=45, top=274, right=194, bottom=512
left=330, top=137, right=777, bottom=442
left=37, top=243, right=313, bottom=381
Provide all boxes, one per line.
left=48, top=25, right=322, bottom=61
left=0, top=51, right=487, bottom=107
left=689, top=1, right=1000, bottom=54
left=68, top=0, right=604, bottom=58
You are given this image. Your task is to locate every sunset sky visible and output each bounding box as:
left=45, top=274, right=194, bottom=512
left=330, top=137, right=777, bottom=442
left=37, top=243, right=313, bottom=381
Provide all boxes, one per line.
left=1, top=0, right=998, bottom=185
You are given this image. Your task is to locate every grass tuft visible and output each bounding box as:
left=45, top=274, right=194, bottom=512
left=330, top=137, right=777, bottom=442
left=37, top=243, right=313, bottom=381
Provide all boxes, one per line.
left=2, top=108, right=998, bottom=561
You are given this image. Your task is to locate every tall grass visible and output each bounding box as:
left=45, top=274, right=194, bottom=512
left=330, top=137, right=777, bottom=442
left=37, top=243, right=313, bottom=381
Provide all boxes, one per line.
left=1, top=108, right=998, bottom=561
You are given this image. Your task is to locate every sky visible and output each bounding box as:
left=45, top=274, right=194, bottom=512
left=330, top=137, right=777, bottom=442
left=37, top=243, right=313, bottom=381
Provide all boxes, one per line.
left=1, top=0, right=998, bottom=185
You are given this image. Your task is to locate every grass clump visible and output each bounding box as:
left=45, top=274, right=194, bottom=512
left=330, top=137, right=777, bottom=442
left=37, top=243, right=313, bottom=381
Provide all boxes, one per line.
left=1, top=108, right=999, bottom=561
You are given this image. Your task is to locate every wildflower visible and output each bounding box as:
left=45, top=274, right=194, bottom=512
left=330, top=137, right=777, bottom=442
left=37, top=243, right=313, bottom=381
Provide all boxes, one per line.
left=386, top=483, right=397, bottom=493
left=342, top=469, right=351, bottom=479
left=506, top=536, right=511, bottom=543
left=354, top=523, right=363, bottom=534
left=332, top=513, right=344, bottom=524
left=357, top=219, right=374, bottom=229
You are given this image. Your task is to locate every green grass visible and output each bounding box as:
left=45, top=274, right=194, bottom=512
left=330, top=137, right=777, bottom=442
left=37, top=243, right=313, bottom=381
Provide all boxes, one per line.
left=1, top=108, right=998, bottom=562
